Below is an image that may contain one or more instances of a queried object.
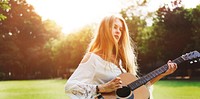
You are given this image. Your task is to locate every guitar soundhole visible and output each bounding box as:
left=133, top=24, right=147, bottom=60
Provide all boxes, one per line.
left=116, top=86, right=132, bottom=98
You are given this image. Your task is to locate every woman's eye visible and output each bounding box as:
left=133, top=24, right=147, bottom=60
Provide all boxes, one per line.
left=120, top=28, right=123, bottom=32
left=114, top=25, right=117, bottom=29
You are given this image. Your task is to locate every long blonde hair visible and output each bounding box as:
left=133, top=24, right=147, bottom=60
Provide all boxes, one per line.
left=87, top=15, right=138, bottom=75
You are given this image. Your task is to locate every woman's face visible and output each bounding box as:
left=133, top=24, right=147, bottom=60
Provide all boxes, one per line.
left=112, top=18, right=123, bottom=43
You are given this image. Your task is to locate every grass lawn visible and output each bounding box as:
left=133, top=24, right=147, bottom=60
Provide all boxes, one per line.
left=0, top=79, right=200, bottom=99
left=0, top=79, right=69, bottom=99
left=153, top=80, right=200, bottom=99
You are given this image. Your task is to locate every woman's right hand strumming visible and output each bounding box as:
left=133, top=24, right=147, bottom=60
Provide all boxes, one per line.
left=98, top=77, right=122, bottom=93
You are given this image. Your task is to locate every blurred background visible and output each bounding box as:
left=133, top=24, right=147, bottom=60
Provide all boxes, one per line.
left=0, top=0, right=200, bottom=81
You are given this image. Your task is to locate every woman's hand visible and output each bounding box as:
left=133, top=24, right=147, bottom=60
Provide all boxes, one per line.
left=98, top=77, right=122, bottom=93
left=162, top=60, right=178, bottom=76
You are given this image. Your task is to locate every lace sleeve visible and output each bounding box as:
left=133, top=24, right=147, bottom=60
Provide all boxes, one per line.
left=65, top=81, right=97, bottom=98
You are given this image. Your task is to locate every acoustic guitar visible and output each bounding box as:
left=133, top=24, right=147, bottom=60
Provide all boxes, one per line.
left=97, top=51, right=200, bottom=99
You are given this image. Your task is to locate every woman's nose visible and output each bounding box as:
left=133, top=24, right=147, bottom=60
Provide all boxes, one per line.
left=116, top=28, right=121, bottom=34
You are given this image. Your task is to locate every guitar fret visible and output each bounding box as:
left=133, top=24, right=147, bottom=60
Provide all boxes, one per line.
left=154, top=71, right=158, bottom=76
left=173, top=57, right=184, bottom=64
left=163, top=65, right=168, bottom=70
left=173, top=59, right=180, bottom=63
left=145, top=75, right=151, bottom=81
left=150, top=72, right=154, bottom=78
left=139, top=79, right=145, bottom=85
left=128, top=64, right=169, bottom=90
left=155, top=70, right=160, bottom=75
left=142, top=75, right=149, bottom=82
left=128, top=84, right=133, bottom=89
left=157, top=69, right=162, bottom=74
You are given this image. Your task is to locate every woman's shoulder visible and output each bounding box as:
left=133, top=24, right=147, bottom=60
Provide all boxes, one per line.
left=80, top=52, right=97, bottom=63
left=80, top=52, right=104, bottom=64
left=80, top=53, right=91, bottom=63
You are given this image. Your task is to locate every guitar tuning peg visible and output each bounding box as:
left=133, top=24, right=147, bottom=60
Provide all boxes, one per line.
left=182, top=50, right=200, bottom=61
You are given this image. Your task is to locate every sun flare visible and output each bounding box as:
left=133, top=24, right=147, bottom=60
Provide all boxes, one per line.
left=27, top=0, right=200, bottom=35
left=27, top=0, right=123, bottom=35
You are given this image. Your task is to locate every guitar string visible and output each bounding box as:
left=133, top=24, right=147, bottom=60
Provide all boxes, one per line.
left=128, top=56, right=185, bottom=90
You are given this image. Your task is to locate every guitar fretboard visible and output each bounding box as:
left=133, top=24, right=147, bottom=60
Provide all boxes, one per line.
left=128, top=56, right=185, bottom=91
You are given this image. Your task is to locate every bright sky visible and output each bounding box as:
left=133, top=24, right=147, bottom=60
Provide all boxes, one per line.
left=27, top=0, right=200, bottom=35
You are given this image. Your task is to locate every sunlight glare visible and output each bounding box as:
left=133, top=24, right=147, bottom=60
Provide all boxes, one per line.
left=27, top=0, right=200, bottom=35
left=182, top=0, right=200, bottom=8
left=27, top=0, right=122, bottom=35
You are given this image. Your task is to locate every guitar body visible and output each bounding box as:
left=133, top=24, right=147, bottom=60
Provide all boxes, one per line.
left=101, top=73, right=150, bottom=99
left=98, top=51, right=200, bottom=99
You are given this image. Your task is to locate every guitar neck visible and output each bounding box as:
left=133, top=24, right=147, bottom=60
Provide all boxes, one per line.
left=128, top=56, right=185, bottom=91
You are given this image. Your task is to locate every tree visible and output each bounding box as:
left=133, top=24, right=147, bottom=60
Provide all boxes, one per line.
left=0, top=0, right=58, bottom=79
left=186, top=5, right=200, bottom=51
left=45, top=24, right=94, bottom=78
left=140, top=1, right=200, bottom=77
left=152, top=1, right=196, bottom=60
left=0, top=0, right=10, bottom=21
left=119, top=0, right=156, bottom=74
left=120, top=0, right=200, bottom=76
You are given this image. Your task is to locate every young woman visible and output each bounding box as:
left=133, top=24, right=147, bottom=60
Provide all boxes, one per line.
left=65, top=15, right=177, bottom=99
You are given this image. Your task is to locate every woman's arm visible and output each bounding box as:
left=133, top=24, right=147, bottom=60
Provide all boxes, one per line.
left=65, top=53, right=97, bottom=98
left=149, top=60, right=178, bottom=85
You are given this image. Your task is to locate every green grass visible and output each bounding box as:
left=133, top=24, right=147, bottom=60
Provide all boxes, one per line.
left=153, top=80, right=200, bottom=99
left=0, top=79, right=69, bottom=99
left=0, top=79, right=200, bottom=99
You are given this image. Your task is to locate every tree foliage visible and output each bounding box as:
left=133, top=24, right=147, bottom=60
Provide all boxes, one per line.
left=122, top=0, right=200, bottom=76
left=0, top=0, right=61, bottom=79
left=1, top=0, right=200, bottom=80
left=151, top=1, right=200, bottom=60
left=0, top=0, right=10, bottom=21
left=45, top=25, right=94, bottom=78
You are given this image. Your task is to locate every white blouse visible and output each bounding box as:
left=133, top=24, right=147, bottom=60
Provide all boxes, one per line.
left=65, top=53, right=126, bottom=99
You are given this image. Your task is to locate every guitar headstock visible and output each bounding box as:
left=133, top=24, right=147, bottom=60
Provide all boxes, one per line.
left=181, top=50, right=200, bottom=61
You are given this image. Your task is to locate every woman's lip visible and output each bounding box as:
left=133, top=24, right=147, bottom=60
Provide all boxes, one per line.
left=114, top=35, right=119, bottom=40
